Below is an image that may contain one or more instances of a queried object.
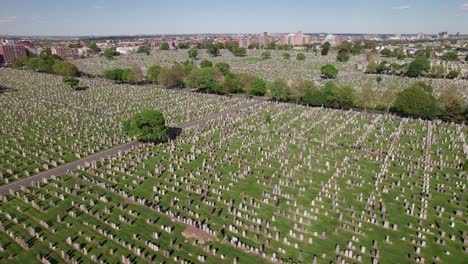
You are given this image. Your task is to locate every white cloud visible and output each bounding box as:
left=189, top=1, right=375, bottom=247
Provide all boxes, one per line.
left=0, top=16, right=17, bottom=24
left=93, top=5, right=105, bottom=9
left=392, top=5, right=411, bottom=10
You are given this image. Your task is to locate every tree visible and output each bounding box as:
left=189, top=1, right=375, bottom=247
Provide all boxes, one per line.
left=350, top=43, right=362, bottom=55
left=200, top=60, right=213, bottom=68
left=291, top=80, right=314, bottom=104
left=226, top=42, right=238, bottom=52
left=11, top=58, right=27, bottom=69
left=103, top=48, right=118, bottom=60
left=366, top=60, right=378, bottom=74
left=103, top=68, right=125, bottom=82
left=158, top=62, right=193, bottom=88
left=447, top=69, right=460, bottom=79
left=160, top=42, right=170, bottom=50
left=392, top=86, right=438, bottom=119
left=296, top=53, right=306, bottom=61
left=320, top=64, right=338, bottom=79
left=207, top=44, right=220, bottom=57
left=88, top=42, right=100, bottom=53
left=261, top=51, right=271, bottom=59
left=178, top=42, right=189, bottom=49
left=321, top=42, right=331, bottom=56
left=438, top=86, right=466, bottom=122
left=188, top=47, right=198, bottom=60
left=430, top=64, right=446, bottom=78
left=377, top=85, right=398, bottom=112
left=269, top=79, right=290, bottom=101
left=380, top=48, right=393, bottom=57
left=63, top=76, right=80, bottom=89
left=328, top=85, right=356, bottom=109
left=137, top=46, right=151, bottom=55
left=336, top=49, right=350, bottom=62
left=303, top=85, right=327, bottom=106
left=283, top=53, right=291, bottom=60
left=250, top=77, right=267, bottom=96
left=356, top=81, right=377, bottom=109
left=123, top=109, right=168, bottom=142
left=337, top=41, right=352, bottom=50
left=215, top=62, right=230, bottom=75
left=52, top=61, right=80, bottom=76
left=68, top=43, right=81, bottom=48
left=441, top=51, right=459, bottom=61
left=146, top=64, right=161, bottom=84
left=214, top=42, right=224, bottom=49
left=186, top=67, right=223, bottom=93
left=232, top=47, right=246, bottom=56
left=223, top=74, right=242, bottom=94
left=407, top=57, right=431, bottom=77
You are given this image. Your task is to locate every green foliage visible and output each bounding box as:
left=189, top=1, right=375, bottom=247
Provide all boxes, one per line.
left=124, top=65, right=144, bottom=83
left=231, top=47, right=247, bottom=56
left=350, top=43, right=362, bottom=54
left=123, top=109, right=168, bottom=142
left=447, top=69, right=460, bottom=79
left=52, top=61, right=80, bottom=76
left=11, top=58, right=28, bottom=69
left=291, top=80, right=314, bottom=103
left=268, top=79, right=290, bottom=102
left=25, top=54, right=62, bottom=73
left=356, top=81, right=378, bottom=109
left=103, top=48, right=119, bottom=60
left=207, top=44, right=220, bottom=57
left=380, top=48, right=393, bottom=57
left=223, top=74, right=242, bottom=94
left=146, top=64, right=161, bottom=84
left=188, top=47, right=198, bottom=60
left=62, top=76, right=80, bottom=89
left=303, top=85, right=328, bottom=106
left=186, top=67, right=223, bottom=93
left=320, top=64, right=338, bottom=79
left=337, top=41, right=352, bottom=50
left=321, top=48, right=329, bottom=56
left=200, top=60, right=213, bottom=68
left=261, top=51, right=271, bottom=59
left=441, top=51, right=459, bottom=61
left=250, top=77, right=267, bottom=96
left=336, top=49, right=350, bottom=62
left=392, top=86, right=438, bottom=119
left=214, top=42, right=224, bottom=49
left=68, top=43, right=81, bottom=48
left=178, top=42, right=190, bottom=49
left=265, top=42, right=276, bottom=50
left=328, top=85, right=356, bottom=109
left=87, top=42, right=100, bottom=53
left=282, top=53, right=291, bottom=59
left=430, top=64, right=446, bottom=78
left=158, top=62, right=193, bottom=88
left=214, top=62, right=230, bottom=75
left=103, top=68, right=125, bottom=82
left=438, top=86, right=466, bottom=122
left=226, top=42, right=238, bottom=52
left=407, top=57, right=431, bottom=77
left=322, top=42, right=331, bottom=50
left=160, top=42, right=170, bottom=50
left=137, top=46, right=151, bottom=55
left=296, top=53, right=306, bottom=61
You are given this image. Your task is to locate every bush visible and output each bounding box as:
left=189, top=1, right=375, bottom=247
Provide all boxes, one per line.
left=296, top=53, right=306, bottom=61
left=336, top=49, right=350, bottom=62
left=123, top=109, right=168, bottom=142
left=200, top=60, right=213, bottom=68
left=250, top=77, right=267, bottom=96
left=261, top=51, right=271, bottom=59
left=214, top=62, right=230, bottom=75
left=392, top=86, right=438, bottom=119
left=283, top=53, right=290, bottom=59
left=52, top=61, right=80, bottom=76
left=407, top=57, right=431, bottom=77
left=186, top=67, right=223, bottom=93
left=320, top=64, right=338, bottom=79
left=63, top=76, right=80, bottom=89
left=146, top=64, right=161, bottom=84
left=269, top=79, right=290, bottom=101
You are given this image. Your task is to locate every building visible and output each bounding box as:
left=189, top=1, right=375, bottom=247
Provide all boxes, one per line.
left=51, top=46, right=78, bottom=58
left=0, top=43, right=28, bottom=64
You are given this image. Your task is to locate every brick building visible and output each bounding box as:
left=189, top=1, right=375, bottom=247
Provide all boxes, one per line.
left=0, top=44, right=27, bottom=64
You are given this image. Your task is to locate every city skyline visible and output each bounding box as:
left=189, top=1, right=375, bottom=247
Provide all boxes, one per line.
left=1, top=0, right=468, bottom=36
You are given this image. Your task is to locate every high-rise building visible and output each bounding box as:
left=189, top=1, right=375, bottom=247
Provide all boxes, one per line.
left=0, top=43, right=27, bottom=64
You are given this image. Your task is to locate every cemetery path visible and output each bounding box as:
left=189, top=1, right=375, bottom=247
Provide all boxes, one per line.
left=0, top=98, right=267, bottom=195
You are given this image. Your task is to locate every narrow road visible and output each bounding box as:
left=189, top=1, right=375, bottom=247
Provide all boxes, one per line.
left=0, top=98, right=267, bottom=195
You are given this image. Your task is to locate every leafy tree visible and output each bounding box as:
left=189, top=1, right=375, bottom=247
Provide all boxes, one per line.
left=248, top=43, right=260, bottom=49
left=336, top=49, right=350, bottom=62
left=392, top=86, right=438, bottom=119
left=52, top=61, right=80, bottom=76
left=283, top=53, right=291, bottom=60
left=186, top=67, right=223, bottom=93
left=63, top=76, right=80, bottom=89
left=350, top=43, right=362, bottom=55
left=291, top=80, right=314, bottom=103
left=232, top=47, right=246, bottom=56
left=214, top=62, right=230, bottom=75
left=160, top=42, right=170, bottom=50
left=261, top=51, right=271, bottom=59
left=223, top=74, right=242, bottom=94
left=188, top=47, right=198, bottom=60
left=328, top=85, right=356, bottom=109
left=88, top=42, right=100, bottom=53
left=207, top=44, right=220, bottom=57
left=103, top=68, right=125, bottom=82
left=226, top=42, right=238, bottom=52
left=380, top=48, right=394, bottom=57
left=178, top=42, right=190, bottom=49
left=441, top=51, right=459, bottom=61
left=356, top=81, right=377, bottom=109
left=376, top=61, right=389, bottom=74
left=158, top=62, right=193, bottom=88
left=296, top=53, right=306, bottom=61
left=365, top=60, right=378, bottom=74
left=269, top=79, right=290, bottom=101
left=124, top=65, right=144, bottom=83
left=123, top=109, right=168, bottom=142
left=322, top=42, right=331, bottom=50
left=320, top=64, right=338, bottom=79
left=239, top=73, right=255, bottom=94
left=377, top=85, right=398, bottom=112
left=214, top=42, right=224, bottom=49
left=103, top=48, right=119, bottom=60
left=430, top=64, right=445, bottom=78
left=337, top=41, right=352, bottom=50
left=321, top=48, right=329, bottom=56
left=146, top=64, right=161, bottom=84
left=447, top=69, right=460, bottom=79
left=11, top=58, right=27, bottom=69
left=407, top=57, right=431, bottom=77
left=137, top=46, right=151, bottom=55
left=250, top=77, right=267, bottom=96
left=265, top=42, right=276, bottom=50
left=68, top=43, right=81, bottom=48
left=411, top=81, right=433, bottom=95
left=438, top=86, right=466, bottom=122
left=303, top=85, right=327, bottom=106
left=200, top=60, right=213, bottom=68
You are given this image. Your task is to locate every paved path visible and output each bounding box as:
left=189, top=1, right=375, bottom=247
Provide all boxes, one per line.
left=0, top=98, right=267, bottom=195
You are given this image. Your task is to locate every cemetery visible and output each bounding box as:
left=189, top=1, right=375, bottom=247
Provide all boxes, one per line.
left=0, top=66, right=466, bottom=263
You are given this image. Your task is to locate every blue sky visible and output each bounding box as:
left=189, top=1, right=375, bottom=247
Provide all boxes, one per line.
left=0, top=0, right=467, bottom=36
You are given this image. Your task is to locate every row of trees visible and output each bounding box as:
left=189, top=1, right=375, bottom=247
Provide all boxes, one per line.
left=11, top=54, right=80, bottom=77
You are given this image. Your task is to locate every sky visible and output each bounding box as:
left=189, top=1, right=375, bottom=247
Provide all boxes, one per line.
left=0, top=0, right=467, bottom=36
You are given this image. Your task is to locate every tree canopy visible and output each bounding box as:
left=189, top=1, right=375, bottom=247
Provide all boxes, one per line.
left=250, top=77, right=267, bottom=96
left=296, top=53, right=306, bottom=61
left=123, top=109, right=168, bottom=142
left=407, top=57, right=431, bottom=77
left=188, top=48, right=198, bottom=60
left=160, top=42, right=170, bottom=50
left=392, top=86, right=438, bottom=119
left=320, top=64, right=338, bottom=79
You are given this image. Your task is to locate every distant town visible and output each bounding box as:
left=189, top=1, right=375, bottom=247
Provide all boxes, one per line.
left=1, top=31, right=467, bottom=65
